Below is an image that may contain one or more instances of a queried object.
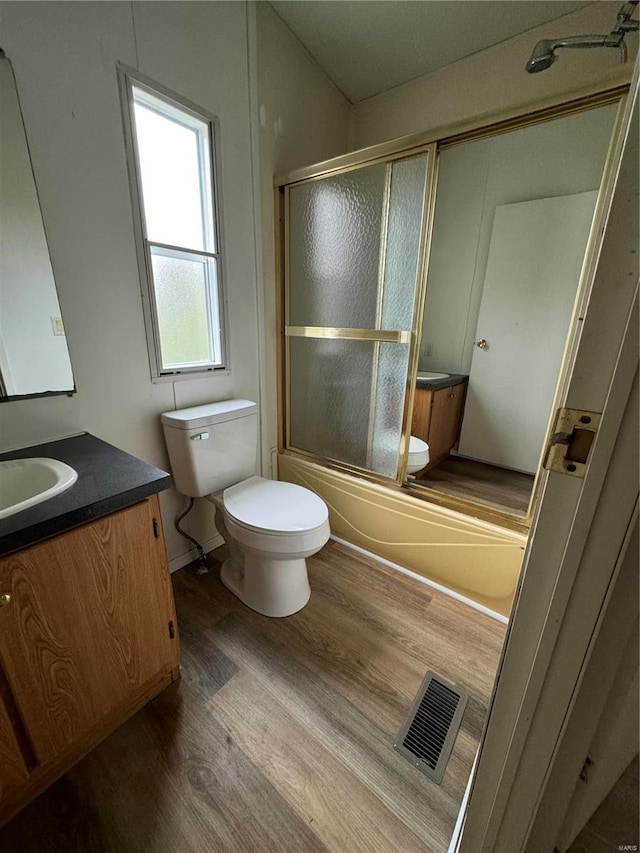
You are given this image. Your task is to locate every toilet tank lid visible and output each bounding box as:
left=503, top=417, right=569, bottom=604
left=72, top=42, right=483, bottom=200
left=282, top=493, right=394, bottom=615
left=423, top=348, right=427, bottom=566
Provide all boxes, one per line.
left=161, top=399, right=257, bottom=430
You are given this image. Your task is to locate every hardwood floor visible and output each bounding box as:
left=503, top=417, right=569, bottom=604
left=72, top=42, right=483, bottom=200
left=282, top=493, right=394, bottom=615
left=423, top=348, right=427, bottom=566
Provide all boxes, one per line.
left=0, top=540, right=506, bottom=852
left=417, top=455, right=535, bottom=518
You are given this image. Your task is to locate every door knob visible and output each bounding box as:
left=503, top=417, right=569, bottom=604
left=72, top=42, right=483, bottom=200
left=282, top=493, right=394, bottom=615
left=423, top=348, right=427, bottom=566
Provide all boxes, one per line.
left=475, top=338, right=488, bottom=350
left=0, top=593, right=11, bottom=607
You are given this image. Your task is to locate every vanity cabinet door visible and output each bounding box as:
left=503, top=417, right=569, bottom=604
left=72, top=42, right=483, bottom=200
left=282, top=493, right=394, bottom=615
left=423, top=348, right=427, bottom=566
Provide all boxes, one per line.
left=426, top=387, right=455, bottom=463
left=441, top=383, right=467, bottom=450
left=410, top=381, right=469, bottom=470
left=449, top=383, right=468, bottom=447
left=429, top=383, right=469, bottom=463
left=411, top=387, right=434, bottom=444
left=0, top=496, right=179, bottom=766
left=0, top=695, right=29, bottom=800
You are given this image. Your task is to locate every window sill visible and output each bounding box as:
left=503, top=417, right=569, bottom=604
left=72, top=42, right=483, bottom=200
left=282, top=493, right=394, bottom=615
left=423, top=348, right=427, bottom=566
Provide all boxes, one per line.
left=151, top=368, right=231, bottom=385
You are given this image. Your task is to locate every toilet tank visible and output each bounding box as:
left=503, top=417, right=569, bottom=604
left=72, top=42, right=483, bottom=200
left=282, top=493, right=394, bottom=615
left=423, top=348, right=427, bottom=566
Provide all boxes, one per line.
left=160, top=399, right=258, bottom=497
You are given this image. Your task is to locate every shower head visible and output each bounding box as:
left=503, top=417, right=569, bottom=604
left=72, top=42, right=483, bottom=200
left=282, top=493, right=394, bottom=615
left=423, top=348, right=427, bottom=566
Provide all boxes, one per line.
left=526, top=39, right=559, bottom=73
left=526, top=34, right=610, bottom=73
left=525, top=1, right=639, bottom=73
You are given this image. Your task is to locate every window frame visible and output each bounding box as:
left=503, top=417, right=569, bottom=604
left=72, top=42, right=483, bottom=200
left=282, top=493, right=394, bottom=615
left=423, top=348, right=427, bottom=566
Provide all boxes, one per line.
left=117, top=64, right=228, bottom=381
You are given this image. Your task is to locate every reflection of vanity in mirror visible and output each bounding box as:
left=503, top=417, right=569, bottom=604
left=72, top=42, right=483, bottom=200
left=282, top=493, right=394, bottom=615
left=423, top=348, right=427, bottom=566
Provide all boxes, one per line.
left=410, top=370, right=469, bottom=472
left=410, top=102, right=618, bottom=520
left=0, top=51, right=75, bottom=400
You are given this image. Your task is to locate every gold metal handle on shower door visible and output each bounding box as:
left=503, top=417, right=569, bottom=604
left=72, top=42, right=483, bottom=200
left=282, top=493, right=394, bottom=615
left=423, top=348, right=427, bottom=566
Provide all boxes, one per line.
left=475, top=339, right=488, bottom=349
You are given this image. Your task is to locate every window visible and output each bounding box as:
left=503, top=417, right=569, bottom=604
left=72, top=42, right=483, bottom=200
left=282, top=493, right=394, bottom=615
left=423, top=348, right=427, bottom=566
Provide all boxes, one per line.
left=119, top=69, right=226, bottom=378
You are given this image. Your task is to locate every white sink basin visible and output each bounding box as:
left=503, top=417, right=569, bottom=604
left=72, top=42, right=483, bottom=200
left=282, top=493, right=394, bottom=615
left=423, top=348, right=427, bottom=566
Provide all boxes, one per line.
left=417, top=371, right=450, bottom=380
left=0, top=458, right=78, bottom=520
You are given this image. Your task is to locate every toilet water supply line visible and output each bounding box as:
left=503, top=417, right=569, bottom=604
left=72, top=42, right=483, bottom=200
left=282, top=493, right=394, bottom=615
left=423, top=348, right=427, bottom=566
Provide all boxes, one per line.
left=174, top=498, right=208, bottom=573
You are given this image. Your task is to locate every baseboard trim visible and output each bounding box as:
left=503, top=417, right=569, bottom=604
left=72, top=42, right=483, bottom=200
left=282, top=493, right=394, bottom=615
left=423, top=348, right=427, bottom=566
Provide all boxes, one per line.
left=169, top=531, right=509, bottom=622
left=447, top=750, right=478, bottom=853
left=168, top=533, right=224, bottom=574
left=331, top=534, right=509, bottom=625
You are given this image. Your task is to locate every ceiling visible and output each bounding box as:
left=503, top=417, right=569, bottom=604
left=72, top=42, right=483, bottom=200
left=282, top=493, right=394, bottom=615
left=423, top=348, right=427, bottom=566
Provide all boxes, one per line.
left=269, top=1, right=593, bottom=103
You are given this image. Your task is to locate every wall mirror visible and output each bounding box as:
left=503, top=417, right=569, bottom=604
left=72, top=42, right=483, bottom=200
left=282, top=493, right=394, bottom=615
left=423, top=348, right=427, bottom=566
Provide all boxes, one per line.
left=0, top=51, right=75, bottom=401
left=279, top=94, right=622, bottom=529
left=410, top=100, right=619, bottom=523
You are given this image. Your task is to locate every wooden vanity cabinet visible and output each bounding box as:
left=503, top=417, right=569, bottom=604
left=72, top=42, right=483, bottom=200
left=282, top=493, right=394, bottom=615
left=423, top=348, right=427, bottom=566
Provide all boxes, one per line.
left=411, top=380, right=468, bottom=471
left=0, top=494, right=180, bottom=826
left=0, top=702, right=29, bottom=804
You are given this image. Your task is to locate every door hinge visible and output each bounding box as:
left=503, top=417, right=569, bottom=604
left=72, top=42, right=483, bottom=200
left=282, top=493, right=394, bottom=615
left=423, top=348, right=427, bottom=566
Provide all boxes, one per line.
left=580, top=755, right=594, bottom=782
left=152, top=517, right=160, bottom=539
left=544, top=408, right=601, bottom=478
left=168, top=620, right=175, bottom=639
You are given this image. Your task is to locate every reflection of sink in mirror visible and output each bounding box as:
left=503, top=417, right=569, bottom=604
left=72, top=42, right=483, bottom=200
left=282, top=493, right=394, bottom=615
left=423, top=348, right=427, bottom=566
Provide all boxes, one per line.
left=417, top=371, right=450, bottom=380
left=0, top=458, right=78, bottom=520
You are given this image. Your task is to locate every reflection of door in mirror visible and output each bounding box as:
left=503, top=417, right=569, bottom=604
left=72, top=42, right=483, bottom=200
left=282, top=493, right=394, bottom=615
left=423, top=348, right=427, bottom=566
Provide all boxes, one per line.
left=0, top=53, right=75, bottom=399
left=457, top=191, right=598, bottom=473
left=413, top=101, right=618, bottom=521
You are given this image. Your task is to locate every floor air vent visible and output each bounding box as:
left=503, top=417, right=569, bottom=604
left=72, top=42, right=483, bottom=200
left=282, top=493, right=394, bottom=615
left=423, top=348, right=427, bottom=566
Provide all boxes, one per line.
left=394, top=672, right=468, bottom=784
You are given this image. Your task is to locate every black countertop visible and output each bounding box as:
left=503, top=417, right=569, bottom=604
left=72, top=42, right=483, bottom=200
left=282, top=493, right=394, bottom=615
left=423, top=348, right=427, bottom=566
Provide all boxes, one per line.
left=415, top=373, right=468, bottom=391
left=0, top=433, right=171, bottom=557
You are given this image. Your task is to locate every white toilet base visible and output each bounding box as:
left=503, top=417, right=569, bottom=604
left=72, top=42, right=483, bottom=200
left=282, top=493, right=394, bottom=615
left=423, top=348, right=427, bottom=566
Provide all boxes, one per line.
left=220, top=553, right=311, bottom=618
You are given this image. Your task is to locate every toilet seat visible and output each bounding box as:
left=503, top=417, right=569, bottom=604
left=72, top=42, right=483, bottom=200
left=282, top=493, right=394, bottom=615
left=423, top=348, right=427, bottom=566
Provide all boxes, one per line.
left=223, top=476, right=328, bottom=535
left=223, top=476, right=331, bottom=563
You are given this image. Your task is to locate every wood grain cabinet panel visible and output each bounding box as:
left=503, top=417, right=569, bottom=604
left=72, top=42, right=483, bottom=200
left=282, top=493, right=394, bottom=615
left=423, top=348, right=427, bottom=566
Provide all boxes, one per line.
left=0, top=693, right=29, bottom=801
left=410, top=387, right=434, bottom=445
left=448, top=384, right=468, bottom=447
left=0, top=496, right=179, bottom=770
left=411, top=381, right=468, bottom=471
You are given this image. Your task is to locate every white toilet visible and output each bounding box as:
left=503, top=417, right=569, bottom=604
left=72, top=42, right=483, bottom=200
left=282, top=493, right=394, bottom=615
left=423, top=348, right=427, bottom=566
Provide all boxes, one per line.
left=161, top=399, right=330, bottom=618
left=407, top=435, right=430, bottom=474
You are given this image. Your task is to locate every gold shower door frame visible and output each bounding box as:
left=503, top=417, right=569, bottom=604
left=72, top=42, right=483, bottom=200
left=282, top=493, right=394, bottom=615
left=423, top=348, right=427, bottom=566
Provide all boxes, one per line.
left=280, top=143, right=438, bottom=488
left=275, top=86, right=627, bottom=531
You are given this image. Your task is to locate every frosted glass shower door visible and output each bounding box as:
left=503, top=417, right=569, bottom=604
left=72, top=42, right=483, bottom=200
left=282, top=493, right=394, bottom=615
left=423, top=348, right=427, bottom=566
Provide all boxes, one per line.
left=286, top=152, right=431, bottom=480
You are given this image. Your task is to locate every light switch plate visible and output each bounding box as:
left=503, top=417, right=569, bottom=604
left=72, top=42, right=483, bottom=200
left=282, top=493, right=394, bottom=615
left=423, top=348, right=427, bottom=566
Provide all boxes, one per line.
left=51, top=316, right=65, bottom=336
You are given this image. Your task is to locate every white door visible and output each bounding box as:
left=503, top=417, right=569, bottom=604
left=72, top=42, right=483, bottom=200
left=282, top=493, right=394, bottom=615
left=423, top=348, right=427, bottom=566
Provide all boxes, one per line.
left=455, top=77, right=637, bottom=853
left=457, top=191, right=598, bottom=473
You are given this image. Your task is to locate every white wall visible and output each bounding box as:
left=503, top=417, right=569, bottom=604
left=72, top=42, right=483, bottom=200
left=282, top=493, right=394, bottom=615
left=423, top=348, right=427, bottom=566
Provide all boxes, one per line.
left=349, top=4, right=636, bottom=149
left=0, top=0, right=350, bottom=568
left=0, top=56, right=74, bottom=395
left=0, top=1, right=261, bottom=567
left=558, top=632, right=638, bottom=850
left=255, top=2, right=350, bottom=472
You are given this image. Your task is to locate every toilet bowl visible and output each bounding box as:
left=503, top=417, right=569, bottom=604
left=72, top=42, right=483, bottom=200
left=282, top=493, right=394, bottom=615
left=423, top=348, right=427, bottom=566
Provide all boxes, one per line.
left=407, top=435, right=430, bottom=474
left=208, top=477, right=330, bottom=617
left=161, top=400, right=330, bottom=618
